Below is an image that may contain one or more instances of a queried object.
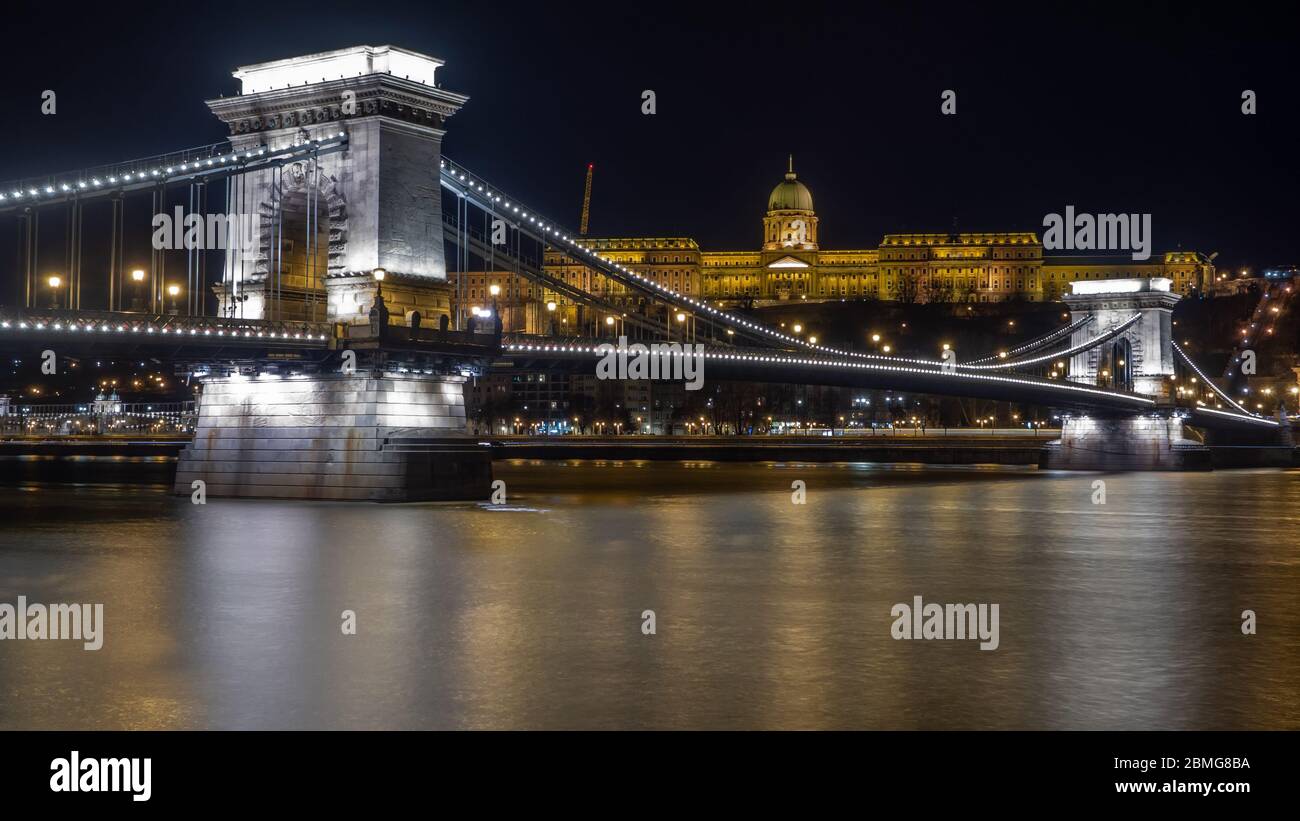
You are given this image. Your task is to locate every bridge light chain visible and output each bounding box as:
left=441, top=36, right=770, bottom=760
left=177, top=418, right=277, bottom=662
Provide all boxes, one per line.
left=0, top=318, right=327, bottom=342
left=500, top=340, right=1161, bottom=406
left=1174, top=342, right=1260, bottom=417
left=0, top=133, right=347, bottom=205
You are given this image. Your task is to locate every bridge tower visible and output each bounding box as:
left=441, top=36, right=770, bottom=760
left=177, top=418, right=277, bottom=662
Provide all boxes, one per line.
left=205, top=45, right=467, bottom=326
left=1062, top=277, right=1179, bottom=398
left=174, top=47, right=492, bottom=501
left=1042, top=278, right=1210, bottom=470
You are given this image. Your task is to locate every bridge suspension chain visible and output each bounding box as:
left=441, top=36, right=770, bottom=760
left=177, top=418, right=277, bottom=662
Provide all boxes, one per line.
left=1173, top=343, right=1256, bottom=416
left=962, top=314, right=1143, bottom=371
left=964, top=313, right=1093, bottom=365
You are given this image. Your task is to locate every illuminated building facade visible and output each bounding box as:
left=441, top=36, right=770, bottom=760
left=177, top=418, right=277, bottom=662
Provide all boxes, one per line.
left=453, top=160, right=1215, bottom=331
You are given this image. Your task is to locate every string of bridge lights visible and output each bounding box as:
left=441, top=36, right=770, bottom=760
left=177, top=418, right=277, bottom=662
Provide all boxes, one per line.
left=964, top=313, right=1093, bottom=365
left=0, top=318, right=328, bottom=342
left=502, top=338, right=1279, bottom=426
left=499, top=339, right=1159, bottom=407
left=501, top=332, right=1274, bottom=423
left=959, top=314, right=1142, bottom=371
left=1174, top=342, right=1256, bottom=416
left=1194, top=405, right=1279, bottom=427
left=0, top=132, right=349, bottom=203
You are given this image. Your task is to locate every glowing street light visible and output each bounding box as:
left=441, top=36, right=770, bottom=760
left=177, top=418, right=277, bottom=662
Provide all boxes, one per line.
left=127, top=268, right=149, bottom=311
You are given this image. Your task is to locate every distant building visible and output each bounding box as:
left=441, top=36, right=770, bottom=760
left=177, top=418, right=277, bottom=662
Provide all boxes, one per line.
left=452, top=159, right=1215, bottom=331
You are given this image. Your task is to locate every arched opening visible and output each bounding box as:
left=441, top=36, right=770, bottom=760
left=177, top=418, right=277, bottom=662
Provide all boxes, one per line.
left=250, top=162, right=346, bottom=322
left=1097, top=337, right=1133, bottom=390
left=1113, top=337, right=1133, bottom=391
left=273, top=186, right=331, bottom=318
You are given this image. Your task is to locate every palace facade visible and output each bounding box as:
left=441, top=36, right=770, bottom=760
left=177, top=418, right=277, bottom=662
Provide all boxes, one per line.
left=453, top=160, right=1215, bottom=331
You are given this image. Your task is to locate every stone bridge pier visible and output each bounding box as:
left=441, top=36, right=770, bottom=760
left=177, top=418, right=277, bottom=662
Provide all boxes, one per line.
left=1040, top=278, right=1211, bottom=470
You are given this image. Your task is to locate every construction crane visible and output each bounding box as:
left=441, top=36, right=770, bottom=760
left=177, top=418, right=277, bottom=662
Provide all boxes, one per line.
left=579, top=163, right=594, bottom=236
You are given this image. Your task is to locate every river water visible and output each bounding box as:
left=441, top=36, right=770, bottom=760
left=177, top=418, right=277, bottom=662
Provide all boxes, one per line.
left=1, top=461, right=1297, bottom=729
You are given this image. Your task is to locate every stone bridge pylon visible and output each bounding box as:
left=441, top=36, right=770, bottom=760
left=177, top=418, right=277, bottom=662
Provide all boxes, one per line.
left=1041, top=278, right=1210, bottom=470
left=205, top=44, right=468, bottom=327
left=1064, top=277, right=1180, bottom=397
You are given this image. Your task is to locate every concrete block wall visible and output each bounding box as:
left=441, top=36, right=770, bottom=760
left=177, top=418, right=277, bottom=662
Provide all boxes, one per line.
left=174, top=373, right=492, bottom=500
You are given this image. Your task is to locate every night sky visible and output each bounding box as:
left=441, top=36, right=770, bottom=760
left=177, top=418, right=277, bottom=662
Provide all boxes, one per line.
left=5, top=1, right=1297, bottom=268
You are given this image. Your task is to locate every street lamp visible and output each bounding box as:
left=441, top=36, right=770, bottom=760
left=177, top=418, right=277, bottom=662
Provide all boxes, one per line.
left=167, top=284, right=181, bottom=315
left=47, top=275, right=63, bottom=309
left=130, top=268, right=147, bottom=311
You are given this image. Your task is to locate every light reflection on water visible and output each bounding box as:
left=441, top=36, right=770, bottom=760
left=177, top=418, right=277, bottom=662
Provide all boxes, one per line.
left=1, top=461, right=1298, bottom=730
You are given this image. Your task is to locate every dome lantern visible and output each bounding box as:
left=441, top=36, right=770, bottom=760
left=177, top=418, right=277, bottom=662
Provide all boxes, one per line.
left=767, top=155, right=814, bottom=212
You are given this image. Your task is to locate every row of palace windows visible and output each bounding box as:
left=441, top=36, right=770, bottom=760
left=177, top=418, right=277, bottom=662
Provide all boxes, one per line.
left=881, top=266, right=1036, bottom=276
left=881, top=248, right=1040, bottom=261
left=604, top=255, right=697, bottom=264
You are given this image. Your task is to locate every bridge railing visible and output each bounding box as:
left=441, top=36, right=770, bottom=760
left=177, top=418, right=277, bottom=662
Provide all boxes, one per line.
left=0, top=309, right=333, bottom=343
left=1, top=401, right=196, bottom=437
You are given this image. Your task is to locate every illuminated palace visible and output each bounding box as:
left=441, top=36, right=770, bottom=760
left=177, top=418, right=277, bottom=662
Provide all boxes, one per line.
left=454, top=158, right=1215, bottom=331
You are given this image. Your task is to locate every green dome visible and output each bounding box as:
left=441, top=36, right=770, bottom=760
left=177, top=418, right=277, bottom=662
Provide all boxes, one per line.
left=768, top=161, right=813, bottom=212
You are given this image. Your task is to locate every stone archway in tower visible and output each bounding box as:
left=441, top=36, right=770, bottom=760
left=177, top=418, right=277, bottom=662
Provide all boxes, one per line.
left=1112, top=336, right=1134, bottom=392
left=254, top=161, right=348, bottom=321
